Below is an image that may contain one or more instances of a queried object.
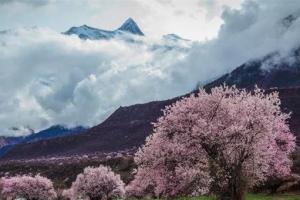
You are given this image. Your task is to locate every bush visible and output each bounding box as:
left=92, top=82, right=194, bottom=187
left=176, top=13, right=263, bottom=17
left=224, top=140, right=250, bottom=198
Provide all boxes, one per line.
left=65, top=165, right=125, bottom=200
left=0, top=175, right=57, bottom=200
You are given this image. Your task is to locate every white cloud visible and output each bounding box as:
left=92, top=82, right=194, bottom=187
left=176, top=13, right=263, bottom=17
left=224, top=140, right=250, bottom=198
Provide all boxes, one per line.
left=0, top=0, right=300, bottom=136
left=0, top=27, right=191, bottom=136
left=0, top=0, right=242, bottom=41
left=133, top=0, right=242, bottom=40
left=0, top=0, right=54, bottom=7
left=172, top=0, right=300, bottom=86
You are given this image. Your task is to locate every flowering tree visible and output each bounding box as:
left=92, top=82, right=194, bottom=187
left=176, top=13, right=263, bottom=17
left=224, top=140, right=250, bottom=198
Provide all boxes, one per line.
left=66, top=165, right=125, bottom=200
left=127, top=85, right=295, bottom=200
left=0, top=175, right=57, bottom=200
left=126, top=133, right=211, bottom=198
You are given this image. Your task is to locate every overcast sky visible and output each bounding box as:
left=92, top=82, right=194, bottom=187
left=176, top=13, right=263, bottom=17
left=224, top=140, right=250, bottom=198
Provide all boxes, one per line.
left=0, top=0, right=242, bottom=41
left=1, top=0, right=300, bottom=136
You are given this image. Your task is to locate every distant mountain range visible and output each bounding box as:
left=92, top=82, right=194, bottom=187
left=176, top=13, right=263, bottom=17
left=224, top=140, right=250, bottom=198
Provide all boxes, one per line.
left=0, top=125, right=85, bottom=157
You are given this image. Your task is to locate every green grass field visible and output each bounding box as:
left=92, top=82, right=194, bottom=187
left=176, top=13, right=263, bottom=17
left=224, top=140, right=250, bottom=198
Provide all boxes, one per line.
left=175, top=193, right=300, bottom=200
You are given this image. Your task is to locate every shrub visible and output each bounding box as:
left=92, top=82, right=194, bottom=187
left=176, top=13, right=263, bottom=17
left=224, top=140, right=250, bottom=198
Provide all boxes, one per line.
left=67, top=165, right=125, bottom=200
left=0, top=175, right=57, bottom=200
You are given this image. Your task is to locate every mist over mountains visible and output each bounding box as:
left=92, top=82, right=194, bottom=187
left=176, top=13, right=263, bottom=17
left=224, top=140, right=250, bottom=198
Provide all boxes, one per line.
left=0, top=0, right=300, bottom=137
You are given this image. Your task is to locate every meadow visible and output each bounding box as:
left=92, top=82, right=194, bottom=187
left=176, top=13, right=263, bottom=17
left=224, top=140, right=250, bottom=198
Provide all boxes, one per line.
left=175, top=193, right=300, bottom=200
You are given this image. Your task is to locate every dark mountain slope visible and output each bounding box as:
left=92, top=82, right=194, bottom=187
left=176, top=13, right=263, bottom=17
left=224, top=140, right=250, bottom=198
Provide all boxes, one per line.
left=278, top=88, right=300, bottom=147
left=22, top=125, right=86, bottom=144
left=0, top=136, right=24, bottom=149
left=0, top=126, right=85, bottom=158
left=3, top=47, right=300, bottom=160
left=2, top=99, right=178, bottom=159
left=3, top=86, right=300, bottom=160
left=0, top=136, right=24, bottom=157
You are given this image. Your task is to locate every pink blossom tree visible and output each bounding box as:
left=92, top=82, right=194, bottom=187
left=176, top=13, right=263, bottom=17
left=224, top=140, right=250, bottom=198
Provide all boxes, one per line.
left=66, top=165, right=125, bottom=200
left=0, top=175, right=57, bottom=200
left=127, top=85, right=295, bottom=200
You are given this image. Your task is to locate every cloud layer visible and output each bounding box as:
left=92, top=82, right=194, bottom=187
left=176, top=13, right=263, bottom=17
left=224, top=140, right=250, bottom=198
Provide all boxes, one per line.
left=174, top=0, right=300, bottom=85
left=0, top=0, right=53, bottom=6
left=0, top=0, right=300, bottom=136
left=0, top=28, right=192, bottom=136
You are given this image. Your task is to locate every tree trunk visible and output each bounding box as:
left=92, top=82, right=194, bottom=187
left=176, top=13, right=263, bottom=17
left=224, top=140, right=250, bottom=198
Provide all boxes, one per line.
left=220, top=169, right=246, bottom=200
left=220, top=182, right=245, bottom=200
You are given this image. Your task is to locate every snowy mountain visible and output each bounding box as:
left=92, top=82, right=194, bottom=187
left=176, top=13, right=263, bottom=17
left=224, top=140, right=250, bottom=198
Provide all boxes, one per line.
left=117, top=17, right=144, bottom=36
left=64, top=25, right=115, bottom=40
left=162, top=33, right=189, bottom=41
left=144, top=33, right=192, bottom=53
left=64, top=18, right=144, bottom=40
left=63, top=17, right=193, bottom=54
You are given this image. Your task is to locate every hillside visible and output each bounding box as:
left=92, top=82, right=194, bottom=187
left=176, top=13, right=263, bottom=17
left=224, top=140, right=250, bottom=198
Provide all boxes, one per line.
left=2, top=99, right=178, bottom=159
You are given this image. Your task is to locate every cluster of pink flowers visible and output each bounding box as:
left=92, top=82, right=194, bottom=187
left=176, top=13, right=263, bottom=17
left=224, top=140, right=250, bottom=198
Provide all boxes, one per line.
left=0, top=175, right=57, bottom=200
left=127, top=85, right=296, bottom=199
left=63, top=165, right=125, bottom=200
left=0, top=166, right=125, bottom=200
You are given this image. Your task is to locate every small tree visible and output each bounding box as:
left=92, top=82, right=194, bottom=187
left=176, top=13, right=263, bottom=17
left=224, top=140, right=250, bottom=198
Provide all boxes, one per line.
left=67, top=165, right=125, bottom=200
left=0, top=175, right=57, bottom=200
left=127, top=85, right=295, bottom=200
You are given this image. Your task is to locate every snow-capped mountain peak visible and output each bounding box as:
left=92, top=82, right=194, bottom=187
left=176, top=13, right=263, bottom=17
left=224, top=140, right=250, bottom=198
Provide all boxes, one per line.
left=162, top=33, right=189, bottom=41
left=64, top=17, right=144, bottom=40
left=117, top=17, right=144, bottom=36
left=64, top=25, right=114, bottom=40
